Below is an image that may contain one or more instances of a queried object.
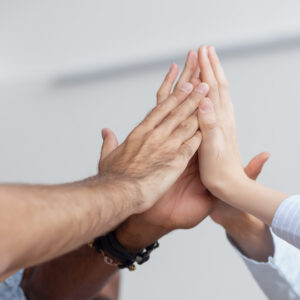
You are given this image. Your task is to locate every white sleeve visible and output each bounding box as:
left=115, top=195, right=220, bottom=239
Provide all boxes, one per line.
left=228, top=231, right=300, bottom=300
left=272, top=195, right=300, bottom=249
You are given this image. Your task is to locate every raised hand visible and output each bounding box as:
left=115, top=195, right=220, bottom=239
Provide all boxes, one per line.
left=197, top=46, right=287, bottom=224
left=98, top=57, right=209, bottom=215
left=100, top=51, right=215, bottom=251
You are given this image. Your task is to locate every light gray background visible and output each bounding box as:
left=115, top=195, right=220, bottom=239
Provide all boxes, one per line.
left=1, top=1, right=300, bottom=299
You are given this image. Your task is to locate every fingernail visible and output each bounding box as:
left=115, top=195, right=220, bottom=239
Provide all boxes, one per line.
left=179, top=82, right=193, bottom=94
left=195, top=82, right=209, bottom=95
left=199, top=98, right=213, bottom=113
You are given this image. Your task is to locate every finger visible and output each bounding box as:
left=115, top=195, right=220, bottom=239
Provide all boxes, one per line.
left=178, top=131, right=202, bottom=165
left=190, top=77, right=201, bottom=88
left=175, top=50, right=198, bottom=89
left=198, top=46, right=219, bottom=103
left=191, top=64, right=201, bottom=88
left=207, top=46, right=231, bottom=104
left=207, top=46, right=228, bottom=87
left=191, top=64, right=201, bottom=85
left=157, top=63, right=179, bottom=104
left=140, top=82, right=194, bottom=131
left=100, top=128, right=119, bottom=161
left=156, top=82, right=209, bottom=140
left=167, top=112, right=199, bottom=148
left=244, top=152, right=270, bottom=180
left=198, top=97, right=217, bottom=136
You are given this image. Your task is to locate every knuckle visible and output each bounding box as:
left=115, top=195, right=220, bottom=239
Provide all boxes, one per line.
left=181, top=121, right=191, bottom=131
left=128, top=125, right=146, bottom=141
left=211, top=81, right=219, bottom=91
left=178, top=119, right=193, bottom=133
left=172, top=89, right=186, bottom=102
left=156, top=90, right=163, bottom=99
left=203, top=118, right=217, bottom=130
left=181, top=144, right=194, bottom=158
left=127, top=131, right=137, bottom=142
left=155, top=102, right=167, bottom=114
left=168, top=108, right=179, bottom=120
left=147, top=129, right=161, bottom=143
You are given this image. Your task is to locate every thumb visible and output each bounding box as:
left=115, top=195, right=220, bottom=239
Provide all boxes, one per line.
left=198, top=97, right=217, bottom=135
left=100, top=128, right=119, bottom=161
left=244, top=152, right=270, bottom=180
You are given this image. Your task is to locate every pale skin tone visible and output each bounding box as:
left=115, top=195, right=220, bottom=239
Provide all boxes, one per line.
left=0, top=60, right=211, bottom=279
left=197, top=45, right=288, bottom=226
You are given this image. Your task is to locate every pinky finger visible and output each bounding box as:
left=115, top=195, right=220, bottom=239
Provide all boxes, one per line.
left=178, top=131, right=202, bottom=163
left=156, top=64, right=179, bottom=104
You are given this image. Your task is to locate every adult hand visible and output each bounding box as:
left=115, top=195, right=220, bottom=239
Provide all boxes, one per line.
left=100, top=51, right=215, bottom=251
left=98, top=51, right=210, bottom=215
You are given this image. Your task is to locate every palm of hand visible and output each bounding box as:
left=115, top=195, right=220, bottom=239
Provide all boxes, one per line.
left=140, top=155, right=216, bottom=230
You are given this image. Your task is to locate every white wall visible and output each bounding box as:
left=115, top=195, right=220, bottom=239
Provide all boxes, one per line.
left=2, top=1, right=300, bottom=299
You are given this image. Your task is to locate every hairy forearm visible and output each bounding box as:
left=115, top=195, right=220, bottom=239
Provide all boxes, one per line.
left=0, top=177, right=135, bottom=277
left=21, top=245, right=118, bottom=300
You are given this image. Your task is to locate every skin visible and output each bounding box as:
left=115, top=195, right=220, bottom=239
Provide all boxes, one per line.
left=20, top=48, right=275, bottom=299
left=0, top=54, right=212, bottom=279
left=197, top=45, right=288, bottom=225
left=210, top=152, right=274, bottom=262
left=20, top=51, right=212, bottom=300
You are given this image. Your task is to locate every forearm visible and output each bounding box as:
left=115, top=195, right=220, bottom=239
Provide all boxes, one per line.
left=21, top=216, right=167, bottom=300
left=219, top=177, right=288, bottom=226
left=223, top=213, right=274, bottom=262
left=0, top=177, right=135, bottom=277
left=21, top=245, right=118, bottom=300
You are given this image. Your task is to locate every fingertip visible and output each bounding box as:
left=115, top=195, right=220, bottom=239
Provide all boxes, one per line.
left=257, top=151, right=270, bottom=161
left=189, top=50, right=197, bottom=59
left=171, top=63, right=179, bottom=77
left=101, top=128, right=108, bottom=139
left=199, top=45, right=208, bottom=56
left=169, top=63, right=178, bottom=73
left=207, top=45, right=216, bottom=53
left=262, top=152, right=271, bottom=162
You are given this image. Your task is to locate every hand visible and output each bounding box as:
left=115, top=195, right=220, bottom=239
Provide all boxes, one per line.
left=210, top=152, right=274, bottom=262
left=196, top=46, right=287, bottom=224
left=100, top=52, right=215, bottom=251
left=98, top=62, right=209, bottom=215
left=197, top=46, right=245, bottom=197
left=132, top=51, right=214, bottom=231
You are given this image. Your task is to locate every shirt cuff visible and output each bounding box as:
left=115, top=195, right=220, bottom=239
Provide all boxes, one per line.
left=272, top=195, right=300, bottom=249
left=228, top=230, right=300, bottom=299
left=0, top=270, right=27, bottom=300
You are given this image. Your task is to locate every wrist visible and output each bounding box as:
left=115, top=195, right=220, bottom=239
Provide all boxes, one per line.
left=209, top=171, right=249, bottom=201
left=226, top=214, right=274, bottom=262
left=88, top=174, right=139, bottom=216
left=115, top=216, right=170, bottom=252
